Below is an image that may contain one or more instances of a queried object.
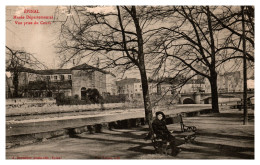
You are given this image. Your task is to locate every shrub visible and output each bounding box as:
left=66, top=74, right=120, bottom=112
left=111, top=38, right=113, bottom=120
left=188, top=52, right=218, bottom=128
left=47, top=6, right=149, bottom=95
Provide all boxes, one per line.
left=86, top=88, right=103, bottom=104
left=103, top=94, right=126, bottom=103
left=56, top=93, right=127, bottom=105
left=74, top=94, right=79, bottom=99
left=56, top=96, right=89, bottom=105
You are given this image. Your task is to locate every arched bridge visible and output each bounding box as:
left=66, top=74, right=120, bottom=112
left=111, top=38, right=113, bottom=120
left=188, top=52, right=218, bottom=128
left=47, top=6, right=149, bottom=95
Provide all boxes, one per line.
left=179, top=91, right=254, bottom=104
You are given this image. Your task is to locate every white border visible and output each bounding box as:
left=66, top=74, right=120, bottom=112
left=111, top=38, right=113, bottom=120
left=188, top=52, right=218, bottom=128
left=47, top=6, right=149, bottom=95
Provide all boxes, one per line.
left=2, top=0, right=258, bottom=6
left=1, top=0, right=259, bottom=165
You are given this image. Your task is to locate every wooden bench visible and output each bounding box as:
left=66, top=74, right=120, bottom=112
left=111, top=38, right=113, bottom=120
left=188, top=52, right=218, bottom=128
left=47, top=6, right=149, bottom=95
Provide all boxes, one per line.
left=237, top=97, right=254, bottom=110
left=169, top=113, right=197, bottom=142
left=150, top=113, right=197, bottom=155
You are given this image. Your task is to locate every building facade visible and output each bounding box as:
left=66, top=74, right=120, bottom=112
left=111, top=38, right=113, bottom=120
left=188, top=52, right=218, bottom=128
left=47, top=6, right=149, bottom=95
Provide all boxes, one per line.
left=116, top=78, right=142, bottom=99
left=106, top=73, right=117, bottom=95
left=205, top=71, right=246, bottom=93
left=180, top=78, right=206, bottom=94
left=218, top=71, right=243, bottom=93
left=6, top=63, right=113, bottom=99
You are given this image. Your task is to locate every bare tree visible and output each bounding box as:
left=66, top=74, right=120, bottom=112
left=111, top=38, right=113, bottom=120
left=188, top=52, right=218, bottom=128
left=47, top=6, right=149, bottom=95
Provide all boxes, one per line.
left=152, top=6, right=225, bottom=113
left=241, top=6, right=248, bottom=125
left=153, top=6, right=254, bottom=113
left=54, top=6, right=171, bottom=133
left=210, top=6, right=254, bottom=124
left=209, top=6, right=254, bottom=63
left=6, top=46, right=47, bottom=98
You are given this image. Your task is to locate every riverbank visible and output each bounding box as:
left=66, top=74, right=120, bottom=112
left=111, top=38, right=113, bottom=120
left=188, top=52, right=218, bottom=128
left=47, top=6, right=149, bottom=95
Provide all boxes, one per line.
left=6, top=108, right=254, bottom=159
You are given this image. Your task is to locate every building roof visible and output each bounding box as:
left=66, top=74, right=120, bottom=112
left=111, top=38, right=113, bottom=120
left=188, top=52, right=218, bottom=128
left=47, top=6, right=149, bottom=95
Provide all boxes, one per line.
left=116, top=78, right=141, bottom=85
left=71, top=63, right=108, bottom=74
left=37, top=69, right=71, bottom=75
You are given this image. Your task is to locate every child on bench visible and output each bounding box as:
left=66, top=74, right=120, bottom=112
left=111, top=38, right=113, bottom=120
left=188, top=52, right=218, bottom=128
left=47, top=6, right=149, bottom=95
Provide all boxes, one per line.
left=152, top=111, right=181, bottom=156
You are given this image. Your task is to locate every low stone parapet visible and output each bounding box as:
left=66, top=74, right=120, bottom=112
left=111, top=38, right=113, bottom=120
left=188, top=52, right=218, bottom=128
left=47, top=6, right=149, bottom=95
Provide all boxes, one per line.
left=6, top=103, right=126, bottom=117
left=6, top=105, right=212, bottom=148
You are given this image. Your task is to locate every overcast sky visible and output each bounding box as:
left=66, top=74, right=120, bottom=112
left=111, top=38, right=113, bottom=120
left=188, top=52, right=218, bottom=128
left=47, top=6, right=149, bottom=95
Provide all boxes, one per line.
left=6, top=6, right=60, bottom=68
left=5, top=5, right=254, bottom=79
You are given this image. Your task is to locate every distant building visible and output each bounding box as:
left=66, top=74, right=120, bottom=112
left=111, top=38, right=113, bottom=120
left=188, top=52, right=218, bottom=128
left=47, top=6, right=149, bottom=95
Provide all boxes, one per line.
left=6, top=63, right=115, bottom=99
left=115, top=75, right=207, bottom=98
left=116, top=78, right=142, bottom=99
left=150, top=78, right=174, bottom=96
left=106, top=73, right=117, bottom=95
left=179, top=63, right=208, bottom=94
left=6, top=66, right=46, bottom=98
left=180, top=78, right=205, bottom=94
left=70, top=64, right=107, bottom=99
left=148, top=81, right=158, bottom=95
left=150, top=76, right=205, bottom=95
left=204, top=71, right=253, bottom=93
left=218, top=71, right=242, bottom=92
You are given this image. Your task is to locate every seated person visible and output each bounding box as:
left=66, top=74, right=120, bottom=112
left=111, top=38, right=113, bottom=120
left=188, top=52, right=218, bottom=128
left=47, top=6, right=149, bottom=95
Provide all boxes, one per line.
left=152, top=111, right=181, bottom=155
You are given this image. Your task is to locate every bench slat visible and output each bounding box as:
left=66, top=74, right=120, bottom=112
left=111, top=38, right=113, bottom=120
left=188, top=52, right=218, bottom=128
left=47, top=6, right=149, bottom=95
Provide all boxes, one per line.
left=172, top=131, right=195, bottom=137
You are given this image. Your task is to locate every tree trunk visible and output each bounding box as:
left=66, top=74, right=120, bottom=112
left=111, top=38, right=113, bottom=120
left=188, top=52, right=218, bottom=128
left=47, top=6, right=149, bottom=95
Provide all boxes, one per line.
left=13, top=71, right=19, bottom=98
left=139, top=65, right=154, bottom=133
left=131, top=6, right=154, bottom=133
left=209, top=72, right=220, bottom=113
left=242, top=6, right=248, bottom=125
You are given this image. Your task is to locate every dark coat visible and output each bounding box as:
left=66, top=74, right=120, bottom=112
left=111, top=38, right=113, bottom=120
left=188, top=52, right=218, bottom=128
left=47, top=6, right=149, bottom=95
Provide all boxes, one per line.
left=152, top=112, right=178, bottom=155
left=152, top=118, right=171, bottom=140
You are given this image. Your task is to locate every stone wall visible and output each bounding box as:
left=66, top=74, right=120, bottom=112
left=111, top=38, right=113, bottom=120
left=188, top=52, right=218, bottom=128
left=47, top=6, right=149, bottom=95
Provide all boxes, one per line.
left=71, top=70, right=93, bottom=99
left=71, top=70, right=106, bottom=99
left=93, top=71, right=106, bottom=94
left=6, top=97, right=56, bottom=108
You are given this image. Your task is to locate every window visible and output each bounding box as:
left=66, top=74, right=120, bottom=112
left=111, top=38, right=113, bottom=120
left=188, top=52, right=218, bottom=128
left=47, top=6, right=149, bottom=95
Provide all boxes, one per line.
left=54, top=76, right=57, bottom=80
left=60, top=75, right=65, bottom=81
left=68, top=75, right=72, bottom=80
left=46, top=76, right=50, bottom=80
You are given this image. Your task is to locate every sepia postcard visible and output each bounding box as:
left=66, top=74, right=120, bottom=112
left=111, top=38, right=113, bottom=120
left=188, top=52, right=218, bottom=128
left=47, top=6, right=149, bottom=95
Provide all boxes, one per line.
left=4, top=3, right=255, bottom=160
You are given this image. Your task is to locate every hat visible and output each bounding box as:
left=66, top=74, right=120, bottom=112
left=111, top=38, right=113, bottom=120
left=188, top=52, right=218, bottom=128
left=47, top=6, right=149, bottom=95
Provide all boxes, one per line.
left=155, top=111, right=166, bottom=120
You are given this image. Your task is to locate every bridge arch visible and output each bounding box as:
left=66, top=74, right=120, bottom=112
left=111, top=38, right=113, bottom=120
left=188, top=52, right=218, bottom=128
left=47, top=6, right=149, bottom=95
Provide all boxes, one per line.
left=183, top=98, right=195, bottom=104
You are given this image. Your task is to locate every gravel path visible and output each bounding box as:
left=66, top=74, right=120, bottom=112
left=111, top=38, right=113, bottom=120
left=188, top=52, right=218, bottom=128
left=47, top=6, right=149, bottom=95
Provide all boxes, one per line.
left=6, top=109, right=254, bottom=159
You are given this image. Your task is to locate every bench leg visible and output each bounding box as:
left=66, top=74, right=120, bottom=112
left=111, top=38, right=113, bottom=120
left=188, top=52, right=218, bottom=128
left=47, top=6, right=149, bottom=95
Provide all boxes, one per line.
left=184, top=135, right=196, bottom=143
left=190, top=134, right=196, bottom=143
left=153, top=141, right=171, bottom=155
left=156, top=144, right=171, bottom=155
